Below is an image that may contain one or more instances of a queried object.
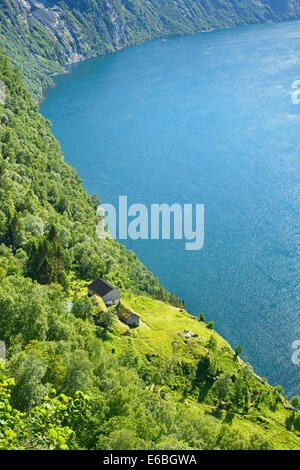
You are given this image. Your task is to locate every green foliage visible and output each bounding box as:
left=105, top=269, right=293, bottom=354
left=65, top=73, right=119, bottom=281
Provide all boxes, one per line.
left=218, top=426, right=273, bottom=451
left=274, top=385, right=285, bottom=396
left=0, top=49, right=180, bottom=306
left=96, top=311, right=116, bottom=330
left=207, top=334, right=218, bottom=352
left=231, top=363, right=254, bottom=409
left=234, top=344, right=243, bottom=357
left=0, top=47, right=299, bottom=451
left=7, top=349, right=49, bottom=411
left=0, top=276, right=49, bottom=349
left=27, top=224, right=66, bottom=285
left=71, top=297, right=94, bottom=321
left=212, top=373, right=233, bottom=402
left=290, top=396, right=300, bottom=410
left=198, top=313, right=206, bottom=323
left=0, top=364, right=90, bottom=450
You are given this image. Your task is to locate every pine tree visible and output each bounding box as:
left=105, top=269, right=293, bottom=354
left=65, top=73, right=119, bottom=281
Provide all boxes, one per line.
left=27, top=224, right=65, bottom=284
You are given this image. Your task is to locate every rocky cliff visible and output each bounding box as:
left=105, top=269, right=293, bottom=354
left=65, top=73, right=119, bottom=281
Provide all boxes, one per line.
left=1, top=0, right=299, bottom=99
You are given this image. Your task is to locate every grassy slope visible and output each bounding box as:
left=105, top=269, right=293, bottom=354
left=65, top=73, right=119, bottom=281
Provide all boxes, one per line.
left=82, top=291, right=300, bottom=450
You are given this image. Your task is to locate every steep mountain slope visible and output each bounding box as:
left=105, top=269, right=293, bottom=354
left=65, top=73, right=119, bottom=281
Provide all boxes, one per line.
left=0, top=47, right=300, bottom=450
left=1, top=0, right=300, bottom=100
left=0, top=48, right=182, bottom=304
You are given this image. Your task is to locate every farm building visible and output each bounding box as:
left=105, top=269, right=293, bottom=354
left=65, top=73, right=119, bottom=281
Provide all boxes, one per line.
left=88, top=278, right=120, bottom=306
left=117, top=302, right=140, bottom=328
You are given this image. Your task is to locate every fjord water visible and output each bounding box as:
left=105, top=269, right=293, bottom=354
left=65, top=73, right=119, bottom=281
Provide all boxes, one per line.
left=41, top=21, right=300, bottom=396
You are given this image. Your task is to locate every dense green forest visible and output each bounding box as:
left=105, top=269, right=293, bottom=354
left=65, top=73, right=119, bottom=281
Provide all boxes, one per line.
left=1, top=0, right=300, bottom=100
left=0, top=49, right=300, bottom=450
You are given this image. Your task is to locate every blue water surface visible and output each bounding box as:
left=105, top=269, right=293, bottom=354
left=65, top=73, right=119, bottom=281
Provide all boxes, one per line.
left=41, top=21, right=300, bottom=396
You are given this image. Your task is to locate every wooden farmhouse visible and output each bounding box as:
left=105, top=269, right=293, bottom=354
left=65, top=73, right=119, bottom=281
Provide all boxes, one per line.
left=88, top=278, right=121, bottom=306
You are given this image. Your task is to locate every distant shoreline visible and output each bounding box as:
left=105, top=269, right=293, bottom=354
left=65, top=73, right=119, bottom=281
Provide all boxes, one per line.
left=38, top=26, right=221, bottom=105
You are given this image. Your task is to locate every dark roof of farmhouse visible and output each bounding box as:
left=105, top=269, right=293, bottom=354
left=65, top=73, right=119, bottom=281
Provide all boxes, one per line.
left=88, top=278, right=119, bottom=297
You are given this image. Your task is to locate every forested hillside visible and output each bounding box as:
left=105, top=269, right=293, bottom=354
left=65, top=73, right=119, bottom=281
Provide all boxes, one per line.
left=1, top=0, right=300, bottom=100
left=0, top=49, right=300, bottom=450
